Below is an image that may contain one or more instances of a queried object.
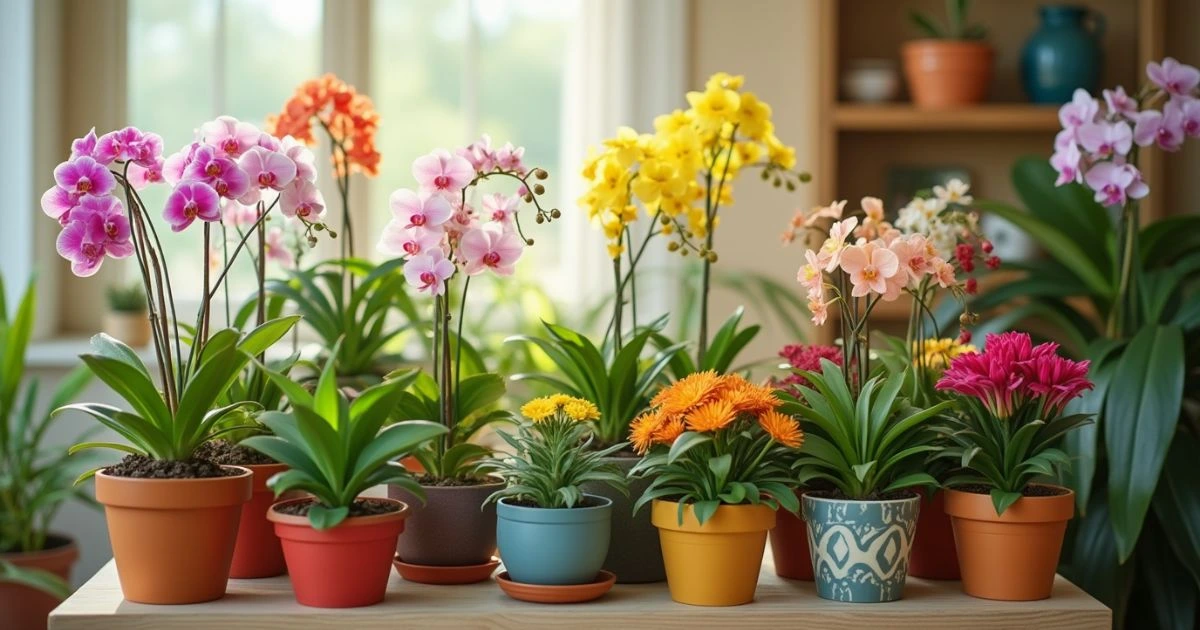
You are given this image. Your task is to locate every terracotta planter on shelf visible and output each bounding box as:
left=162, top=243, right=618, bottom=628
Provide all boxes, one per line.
left=0, top=534, right=78, bottom=630
left=269, top=497, right=409, bottom=608
left=653, top=500, right=775, bottom=606
left=229, top=463, right=288, bottom=579
left=946, top=485, right=1074, bottom=601
left=908, top=490, right=960, bottom=580
left=95, top=467, right=251, bottom=604
left=768, top=490, right=813, bottom=580
left=582, top=455, right=665, bottom=583
left=388, top=479, right=501, bottom=568
left=901, top=40, right=994, bottom=108
left=103, top=311, right=152, bottom=347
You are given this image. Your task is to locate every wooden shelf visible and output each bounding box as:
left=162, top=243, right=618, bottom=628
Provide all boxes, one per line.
left=833, top=104, right=1061, bottom=132
left=50, top=559, right=1109, bottom=629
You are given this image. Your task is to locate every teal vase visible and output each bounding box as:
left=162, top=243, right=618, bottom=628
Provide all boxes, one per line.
left=496, top=495, right=612, bottom=585
left=1020, top=5, right=1105, bottom=104
left=803, top=492, right=920, bottom=603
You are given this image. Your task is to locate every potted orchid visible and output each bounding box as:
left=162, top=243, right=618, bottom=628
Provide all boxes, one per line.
left=42, top=121, right=321, bottom=604
left=934, top=332, right=1093, bottom=601
left=377, top=139, right=561, bottom=584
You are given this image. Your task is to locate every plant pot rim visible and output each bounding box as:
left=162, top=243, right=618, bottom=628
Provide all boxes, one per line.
left=96, top=464, right=252, bottom=484
left=903, top=39, right=993, bottom=50
left=267, top=496, right=410, bottom=529
left=802, top=489, right=920, bottom=505
left=650, top=499, right=776, bottom=533
left=945, top=484, right=1075, bottom=523
left=496, top=494, right=612, bottom=523
left=0, top=533, right=78, bottom=562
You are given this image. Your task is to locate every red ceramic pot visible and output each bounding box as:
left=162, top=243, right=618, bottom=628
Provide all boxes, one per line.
left=0, top=534, right=78, bottom=630
left=908, top=491, right=960, bottom=580
left=269, top=497, right=409, bottom=608
left=768, top=491, right=813, bottom=580
left=229, top=463, right=288, bottom=579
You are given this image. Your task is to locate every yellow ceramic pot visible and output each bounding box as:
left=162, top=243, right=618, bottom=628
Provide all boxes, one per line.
left=651, top=500, right=776, bottom=606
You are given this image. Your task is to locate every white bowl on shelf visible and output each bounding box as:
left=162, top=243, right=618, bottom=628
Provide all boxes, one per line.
left=842, top=59, right=901, bottom=104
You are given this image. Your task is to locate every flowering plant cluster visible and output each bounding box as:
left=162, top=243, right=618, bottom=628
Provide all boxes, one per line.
left=481, top=395, right=627, bottom=509
left=629, top=371, right=804, bottom=525
left=771, top=343, right=843, bottom=399
left=934, top=332, right=1093, bottom=515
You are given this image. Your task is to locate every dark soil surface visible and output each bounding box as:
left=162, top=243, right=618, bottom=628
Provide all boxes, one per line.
left=104, top=453, right=234, bottom=479
left=416, top=474, right=501, bottom=487
left=806, top=488, right=918, bottom=502
left=275, top=498, right=401, bottom=518
left=954, top=483, right=1069, bottom=497
left=505, top=496, right=606, bottom=509
left=194, top=439, right=276, bottom=466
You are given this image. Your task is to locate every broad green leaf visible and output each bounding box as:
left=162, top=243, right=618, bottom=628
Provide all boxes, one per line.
left=1152, top=432, right=1200, bottom=590
left=667, top=431, right=711, bottom=464
left=307, top=504, right=350, bottom=530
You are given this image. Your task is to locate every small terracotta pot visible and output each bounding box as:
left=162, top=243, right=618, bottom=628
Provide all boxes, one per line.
left=946, top=485, right=1074, bottom=601
left=103, top=311, right=152, bottom=347
left=908, top=490, right=960, bottom=580
left=388, top=478, right=502, bottom=568
left=269, top=497, right=409, bottom=608
left=96, top=466, right=251, bottom=604
left=0, top=534, right=78, bottom=630
left=229, top=463, right=288, bottom=579
left=901, top=40, right=994, bottom=108
left=653, top=500, right=775, bottom=606
left=768, top=490, right=813, bottom=580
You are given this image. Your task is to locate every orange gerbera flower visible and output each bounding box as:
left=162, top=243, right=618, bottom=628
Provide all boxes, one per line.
left=267, top=73, right=381, bottom=177
left=652, top=370, right=723, bottom=416
left=721, top=376, right=780, bottom=416
left=758, top=409, right=804, bottom=448
left=686, top=400, right=737, bottom=433
left=629, top=410, right=664, bottom=454
left=652, top=414, right=687, bottom=447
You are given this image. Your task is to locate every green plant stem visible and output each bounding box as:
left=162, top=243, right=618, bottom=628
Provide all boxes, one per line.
left=625, top=226, right=638, bottom=332
left=221, top=224, right=232, bottom=327
left=202, top=223, right=211, bottom=343
left=612, top=256, right=624, bottom=352
left=1109, top=200, right=1140, bottom=338
left=698, top=125, right=739, bottom=366
left=454, top=275, right=471, bottom=421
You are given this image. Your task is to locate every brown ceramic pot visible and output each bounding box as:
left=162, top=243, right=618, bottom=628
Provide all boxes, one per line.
left=0, top=534, right=78, bottom=630
left=229, top=463, right=288, bottom=579
left=582, top=455, right=665, bottom=584
left=387, top=479, right=502, bottom=567
left=95, top=466, right=252, bottom=604
left=901, top=40, right=994, bottom=108
left=768, top=490, right=813, bottom=580
left=946, top=485, right=1074, bottom=601
left=908, top=490, right=960, bottom=580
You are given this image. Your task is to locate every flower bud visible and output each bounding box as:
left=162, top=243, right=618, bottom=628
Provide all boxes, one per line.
left=667, top=241, right=680, bottom=252
left=981, top=239, right=994, bottom=253
left=798, top=172, right=812, bottom=183
left=533, top=184, right=546, bottom=195
left=958, top=330, right=972, bottom=344
left=535, top=214, right=544, bottom=224
left=535, top=168, right=548, bottom=180
left=526, top=238, right=535, bottom=246
left=786, top=181, right=796, bottom=191
left=524, top=193, right=534, bottom=203
left=550, top=208, right=561, bottom=219
left=707, top=252, right=719, bottom=263
left=959, top=312, right=970, bottom=326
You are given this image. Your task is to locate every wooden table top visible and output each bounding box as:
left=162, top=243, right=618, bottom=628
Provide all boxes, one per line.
left=49, top=559, right=1111, bottom=629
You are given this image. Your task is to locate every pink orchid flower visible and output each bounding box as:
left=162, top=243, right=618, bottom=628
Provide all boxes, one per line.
left=265, top=227, right=295, bottom=269
left=931, top=257, right=956, bottom=288
left=1058, top=89, right=1099, bottom=130
left=494, top=142, right=526, bottom=172
left=459, top=225, right=524, bottom=276
left=840, top=241, right=899, bottom=297
left=1133, top=104, right=1185, bottom=151
left=1085, top=161, right=1142, bottom=206
left=280, top=136, right=318, bottom=182
left=458, top=135, right=497, bottom=172
left=1147, top=57, right=1200, bottom=98
left=1051, top=143, right=1084, bottom=186
left=389, top=189, right=453, bottom=229
left=412, top=149, right=475, bottom=199
left=95, top=127, right=144, bottom=164
left=183, top=145, right=251, bottom=199
left=163, top=143, right=200, bottom=185
left=1103, top=86, right=1139, bottom=120
left=797, top=249, right=824, bottom=295
left=1179, top=97, right=1200, bottom=138
left=378, top=223, right=444, bottom=258
left=482, top=193, right=520, bottom=226
left=239, top=146, right=297, bottom=191
left=56, top=213, right=109, bottom=277
left=75, top=194, right=134, bottom=259
left=818, top=216, right=858, bottom=272
left=70, top=128, right=100, bottom=161
left=40, top=187, right=81, bottom=222
left=163, top=181, right=221, bottom=232
left=890, top=234, right=933, bottom=287
left=222, top=201, right=258, bottom=227
left=1078, top=120, right=1133, bottom=158
left=128, top=158, right=166, bottom=190
left=201, top=115, right=263, bottom=158
left=807, top=294, right=830, bottom=327
left=403, top=251, right=456, bottom=296
left=53, top=156, right=116, bottom=197
left=280, top=178, right=326, bottom=221
left=255, top=133, right=282, bottom=153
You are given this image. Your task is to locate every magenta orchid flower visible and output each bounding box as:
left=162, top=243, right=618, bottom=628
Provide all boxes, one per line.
left=128, top=158, right=166, bottom=190
left=280, top=178, right=326, bottom=220
left=1077, top=120, right=1133, bottom=158
left=183, top=145, right=251, bottom=199
left=1103, top=86, right=1138, bottom=120
left=412, top=149, right=474, bottom=199
left=96, top=127, right=161, bottom=167
left=1083, top=161, right=1136, bottom=206
left=265, top=227, right=295, bottom=269
left=378, top=223, right=443, bottom=259
left=1058, top=89, right=1099, bottom=130
left=1133, top=105, right=1185, bottom=151
left=280, top=136, right=318, bottom=182
left=389, top=189, right=453, bottom=229
left=459, top=225, right=524, bottom=276
left=76, top=194, right=134, bottom=259
left=238, top=146, right=297, bottom=191
left=163, top=181, right=221, bottom=232
left=200, top=115, right=263, bottom=158
left=1147, top=57, right=1200, bottom=98
left=1051, top=143, right=1083, bottom=186
left=482, top=193, right=520, bottom=226
left=40, top=186, right=81, bottom=222
left=163, top=143, right=200, bottom=185
left=1178, top=97, right=1200, bottom=138
left=53, top=156, right=115, bottom=197
left=55, top=214, right=109, bottom=277
left=70, top=128, right=100, bottom=161
left=403, top=251, right=456, bottom=296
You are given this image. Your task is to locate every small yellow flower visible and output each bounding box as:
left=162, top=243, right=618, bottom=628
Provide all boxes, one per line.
left=686, top=86, right=741, bottom=130
left=917, top=338, right=977, bottom=370
left=705, top=72, right=745, bottom=91
left=562, top=398, right=601, bottom=422
left=736, top=92, right=773, bottom=140
left=764, top=134, right=797, bottom=170
left=520, top=397, right=558, bottom=422
left=654, top=109, right=694, bottom=135
left=607, top=243, right=626, bottom=259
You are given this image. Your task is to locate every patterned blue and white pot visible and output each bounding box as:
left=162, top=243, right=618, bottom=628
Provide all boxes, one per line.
left=802, top=492, right=921, bottom=603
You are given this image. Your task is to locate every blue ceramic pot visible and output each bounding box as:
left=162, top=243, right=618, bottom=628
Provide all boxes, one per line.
left=1020, top=5, right=1105, bottom=104
left=497, top=495, right=612, bottom=585
left=803, top=492, right=920, bottom=603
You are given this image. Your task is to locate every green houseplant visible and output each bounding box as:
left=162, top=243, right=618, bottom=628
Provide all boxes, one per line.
left=902, top=0, right=993, bottom=108
left=481, top=395, right=626, bottom=596
left=103, top=281, right=150, bottom=347
left=0, top=277, right=93, bottom=630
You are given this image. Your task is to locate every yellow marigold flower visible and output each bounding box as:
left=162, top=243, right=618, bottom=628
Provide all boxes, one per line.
left=652, top=370, right=723, bottom=416
left=705, top=72, right=745, bottom=91
left=562, top=398, right=601, bottom=422
left=686, top=400, right=737, bottom=433
left=759, top=409, right=804, bottom=448
left=520, top=397, right=559, bottom=422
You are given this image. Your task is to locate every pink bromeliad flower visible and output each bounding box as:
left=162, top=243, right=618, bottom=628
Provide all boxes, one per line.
left=389, top=189, right=453, bottom=229
left=773, top=344, right=843, bottom=398
left=200, top=115, right=263, bottom=158
left=1017, top=353, right=1093, bottom=416
left=54, top=156, right=115, bottom=198
left=183, top=145, right=251, bottom=199
left=238, top=146, right=297, bottom=191
left=459, top=225, right=523, bottom=276
left=403, top=251, right=456, bottom=296
left=412, top=149, right=475, bottom=199
left=163, top=181, right=221, bottom=232
left=378, top=223, right=443, bottom=259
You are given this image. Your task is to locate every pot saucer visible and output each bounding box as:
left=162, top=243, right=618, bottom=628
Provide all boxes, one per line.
left=495, top=570, right=616, bottom=603
left=393, top=556, right=501, bottom=585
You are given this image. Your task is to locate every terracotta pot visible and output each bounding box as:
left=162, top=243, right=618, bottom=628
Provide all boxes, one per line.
left=582, top=455, right=665, bottom=583
left=96, top=467, right=250, bottom=604
left=103, top=311, right=152, bottom=347
left=908, top=490, right=960, bottom=580
left=388, top=478, right=502, bottom=567
left=0, top=534, right=78, bottom=630
left=946, top=485, right=1074, bottom=601
left=768, top=490, right=813, bottom=580
left=901, top=40, right=994, bottom=108
left=269, top=497, right=409, bottom=608
left=229, top=463, right=288, bottom=579
left=652, top=500, right=775, bottom=606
